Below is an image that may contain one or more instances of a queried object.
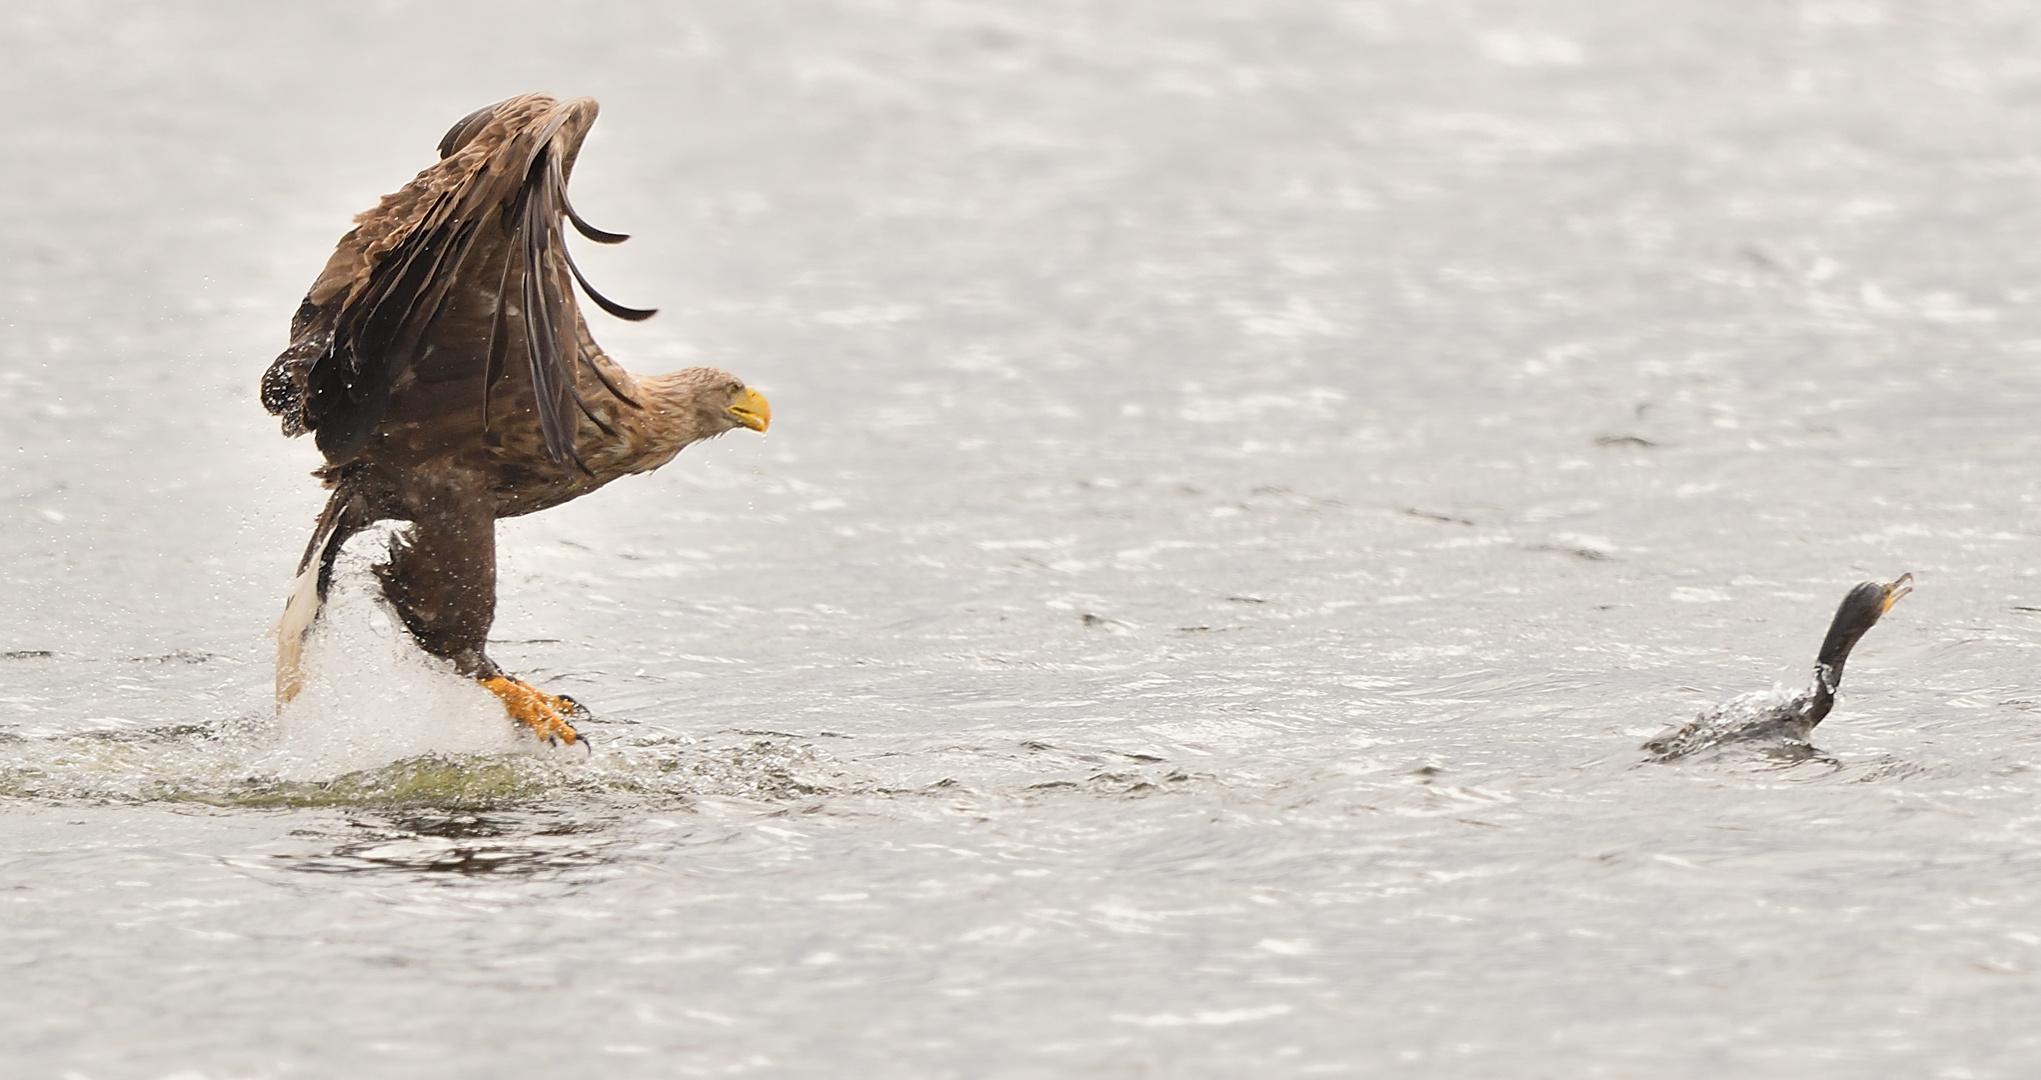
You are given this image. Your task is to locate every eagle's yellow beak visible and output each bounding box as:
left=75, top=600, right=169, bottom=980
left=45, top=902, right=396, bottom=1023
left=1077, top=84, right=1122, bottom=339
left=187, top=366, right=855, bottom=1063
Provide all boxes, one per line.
left=728, top=386, right=771, bottom=432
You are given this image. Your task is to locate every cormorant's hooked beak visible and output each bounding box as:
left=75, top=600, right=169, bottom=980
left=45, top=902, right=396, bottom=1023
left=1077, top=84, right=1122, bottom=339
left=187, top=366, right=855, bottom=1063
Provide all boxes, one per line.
left=1882, top=572, right=1914, bottom=613
left=727, top=386, right=771, bottom=432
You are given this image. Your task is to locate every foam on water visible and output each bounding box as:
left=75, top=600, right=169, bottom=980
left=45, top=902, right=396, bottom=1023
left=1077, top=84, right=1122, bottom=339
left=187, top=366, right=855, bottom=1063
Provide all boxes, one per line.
left=252, top=525, right=533, bottom=780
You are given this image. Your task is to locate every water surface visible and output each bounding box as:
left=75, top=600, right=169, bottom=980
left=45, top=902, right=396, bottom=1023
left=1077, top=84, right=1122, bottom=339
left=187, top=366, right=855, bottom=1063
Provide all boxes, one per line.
left=5, top=1, right=2041, bottom=1076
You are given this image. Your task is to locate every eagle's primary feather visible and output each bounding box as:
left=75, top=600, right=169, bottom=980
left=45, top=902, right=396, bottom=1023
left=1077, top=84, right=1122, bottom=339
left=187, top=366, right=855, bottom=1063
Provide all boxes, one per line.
left=263, top=94, right=770, bottom=743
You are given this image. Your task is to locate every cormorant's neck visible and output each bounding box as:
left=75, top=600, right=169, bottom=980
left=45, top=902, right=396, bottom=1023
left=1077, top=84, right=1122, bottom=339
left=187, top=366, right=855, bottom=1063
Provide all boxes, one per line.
left=1804, top=661, right=1839, bottom=727
left=1807, top=597, right=1882, bottom=726
left=1814, top=622, right=1870, bottom=691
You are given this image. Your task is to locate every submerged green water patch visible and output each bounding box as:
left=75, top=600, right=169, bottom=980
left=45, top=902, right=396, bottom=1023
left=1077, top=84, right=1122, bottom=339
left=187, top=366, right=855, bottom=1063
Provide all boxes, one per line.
left=149, top=754, right=565, bottom=810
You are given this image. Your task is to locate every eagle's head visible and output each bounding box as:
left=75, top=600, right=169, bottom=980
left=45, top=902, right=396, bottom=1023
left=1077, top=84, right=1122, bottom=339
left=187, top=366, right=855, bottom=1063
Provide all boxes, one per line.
left=644, top=367, right=771, bottom=444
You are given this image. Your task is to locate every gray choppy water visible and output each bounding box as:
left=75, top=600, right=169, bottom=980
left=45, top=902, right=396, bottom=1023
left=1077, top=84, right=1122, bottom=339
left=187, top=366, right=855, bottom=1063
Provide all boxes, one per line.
left=8, top=0, right=2041, bottom=1076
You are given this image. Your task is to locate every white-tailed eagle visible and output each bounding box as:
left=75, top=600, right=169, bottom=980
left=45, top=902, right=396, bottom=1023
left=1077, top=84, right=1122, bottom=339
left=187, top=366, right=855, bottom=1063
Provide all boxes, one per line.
left=262, top=93, right=769, bottom=744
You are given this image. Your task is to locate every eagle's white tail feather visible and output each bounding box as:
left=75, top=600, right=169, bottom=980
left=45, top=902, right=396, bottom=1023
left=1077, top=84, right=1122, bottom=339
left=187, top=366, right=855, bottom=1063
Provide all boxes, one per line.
left=275, top=559, right=323, bottom=708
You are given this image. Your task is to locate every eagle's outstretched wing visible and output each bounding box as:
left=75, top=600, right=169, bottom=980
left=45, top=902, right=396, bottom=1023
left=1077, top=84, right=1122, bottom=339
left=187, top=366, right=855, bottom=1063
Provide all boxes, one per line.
left=261, top=93, right=654, bottom=471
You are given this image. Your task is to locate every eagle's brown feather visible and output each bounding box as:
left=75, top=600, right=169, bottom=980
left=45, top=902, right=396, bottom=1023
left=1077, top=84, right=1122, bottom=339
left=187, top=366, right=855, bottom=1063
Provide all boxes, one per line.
left=264, top=94, right=769, bottom=723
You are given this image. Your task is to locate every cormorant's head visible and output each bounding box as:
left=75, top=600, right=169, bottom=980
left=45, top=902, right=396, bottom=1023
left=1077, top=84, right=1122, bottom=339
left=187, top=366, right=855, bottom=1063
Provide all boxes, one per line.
left=1815, top=573, right=1912, bottom=686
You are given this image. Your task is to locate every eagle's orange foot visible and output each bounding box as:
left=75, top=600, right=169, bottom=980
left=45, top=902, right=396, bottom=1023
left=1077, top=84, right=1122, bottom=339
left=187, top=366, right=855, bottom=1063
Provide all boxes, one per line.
left=481, top=676, right=588, bottom=747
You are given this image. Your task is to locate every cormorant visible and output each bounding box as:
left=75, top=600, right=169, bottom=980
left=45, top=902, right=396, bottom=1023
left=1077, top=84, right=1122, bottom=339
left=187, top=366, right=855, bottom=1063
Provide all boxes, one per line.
left=1643, top=574, right=1912, bottom=761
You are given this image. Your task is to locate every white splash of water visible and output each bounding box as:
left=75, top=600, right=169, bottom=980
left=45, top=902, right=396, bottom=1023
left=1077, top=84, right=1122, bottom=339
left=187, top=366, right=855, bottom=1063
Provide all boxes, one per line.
left=253, top=522, right=532, bottom=780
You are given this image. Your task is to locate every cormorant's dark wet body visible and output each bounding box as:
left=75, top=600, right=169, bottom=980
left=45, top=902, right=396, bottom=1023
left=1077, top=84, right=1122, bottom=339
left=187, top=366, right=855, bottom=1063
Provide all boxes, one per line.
left=1644, top=575, right=1912, bottom=762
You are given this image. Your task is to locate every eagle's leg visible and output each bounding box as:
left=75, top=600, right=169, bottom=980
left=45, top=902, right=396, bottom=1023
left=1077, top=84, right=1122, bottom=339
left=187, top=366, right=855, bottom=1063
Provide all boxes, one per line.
left=374, top=478, right=585, bottom=746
